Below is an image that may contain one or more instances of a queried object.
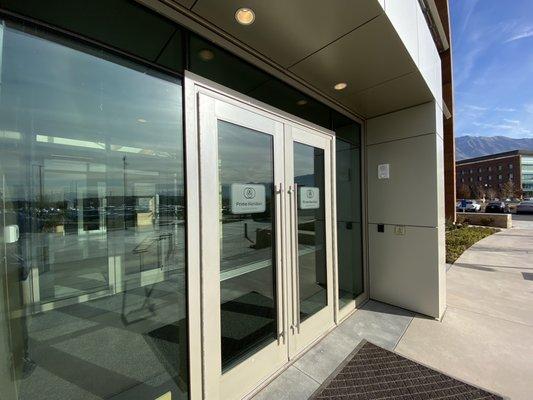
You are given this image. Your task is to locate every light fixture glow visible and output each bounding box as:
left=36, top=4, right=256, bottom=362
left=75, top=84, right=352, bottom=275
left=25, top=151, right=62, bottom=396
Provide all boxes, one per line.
left=235, top=8, right=255, bottom=25
left=334, top=82, right=348, bottom=91
left=198, top=49, right=215, bottom=61
left=296, top=99, right=308, bottom=106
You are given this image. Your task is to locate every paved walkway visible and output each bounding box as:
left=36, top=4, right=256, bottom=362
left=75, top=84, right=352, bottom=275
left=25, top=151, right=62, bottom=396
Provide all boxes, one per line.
left=395, top=214, right=533, bottom=400
left=254, top=215, right=533, bottom=399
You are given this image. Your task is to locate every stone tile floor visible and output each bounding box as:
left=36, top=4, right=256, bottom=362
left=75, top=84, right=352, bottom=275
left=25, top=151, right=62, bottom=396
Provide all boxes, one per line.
left=252, top=300, right=415, bottom=400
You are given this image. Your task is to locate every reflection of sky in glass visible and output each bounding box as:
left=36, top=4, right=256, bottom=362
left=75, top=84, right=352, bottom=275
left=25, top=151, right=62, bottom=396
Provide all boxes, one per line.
left=0, top=28, right=182, bottom=150
left=218, top=121, right=273, bottom=185
left=0, top=25, right=184, bottom=200
left=294, top=142, right=318, bottom=184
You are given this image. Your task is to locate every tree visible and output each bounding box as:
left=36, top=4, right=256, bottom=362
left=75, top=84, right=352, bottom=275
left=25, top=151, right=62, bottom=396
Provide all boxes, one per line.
left=500, top=180, right=515, bottom=199
left=457, top=183, right=471, bottom=199
left=486, top=187, right=497, bottom=201
left=471, top=183, right=486, bottom=200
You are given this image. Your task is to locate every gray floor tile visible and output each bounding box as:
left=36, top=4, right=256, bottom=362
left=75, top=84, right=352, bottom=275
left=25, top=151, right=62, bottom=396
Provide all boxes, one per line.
left=252, top=366, right=319, bottom=400
left=293, top=328, right=363, bottom=384
left=337, top=300, right=414, bottom=350
left=253, top=300, right=415, bottom=399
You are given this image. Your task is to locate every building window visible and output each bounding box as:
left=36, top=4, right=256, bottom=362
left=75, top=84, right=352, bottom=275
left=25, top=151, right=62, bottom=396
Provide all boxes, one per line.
left=499, top=174, right=503, bottom=180
left=498, top=165, right=503, bottom=171
left=478, top=176, right=482, bottom=181
left=488, top=175, right=492, bottom=180
left=478, top=167, right=482, bottom=173
left=461, top=178, right=464, bottom=183
left=488, top=166, right=492, bottom=172
left=0, top=21, right=188, bottom=399
left=470, top=177, right=474, bottom=182
left=469, top=169, right=473, bottom=174
left=509, top=164, right=513, bottom=170
left=510, top=173, right=514, bottom=180
left=334, top=121, right=363, bottom=306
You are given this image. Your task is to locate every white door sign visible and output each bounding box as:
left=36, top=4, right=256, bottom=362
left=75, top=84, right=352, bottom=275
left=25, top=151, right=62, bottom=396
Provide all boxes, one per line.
left=230, top=183, right=266, bottom=214
left=299, top=186, right=320, bottom=210
left=378, top=164, right=390, bottom=179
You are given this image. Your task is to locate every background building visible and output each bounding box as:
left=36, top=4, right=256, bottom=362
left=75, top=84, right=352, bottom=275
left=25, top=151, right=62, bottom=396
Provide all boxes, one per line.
left=456, top=150, right=533, bottom=199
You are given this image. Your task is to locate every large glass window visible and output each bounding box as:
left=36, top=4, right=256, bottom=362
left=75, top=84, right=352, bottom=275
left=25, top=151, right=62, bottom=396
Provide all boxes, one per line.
left=333, top=118, right=363, bottom=308
left=522, top=156, right=533, bottom=197
left=0, top=22, right=187, bottom=399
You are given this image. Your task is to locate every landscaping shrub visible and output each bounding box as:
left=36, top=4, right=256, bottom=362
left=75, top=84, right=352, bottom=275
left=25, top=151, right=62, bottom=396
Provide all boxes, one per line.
left=445, top=225, right=498, bottom=264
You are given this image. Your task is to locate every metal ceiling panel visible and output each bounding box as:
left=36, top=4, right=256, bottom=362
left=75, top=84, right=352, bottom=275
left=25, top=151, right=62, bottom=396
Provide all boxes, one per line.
left=166, top=0, right=197, bottom=9
left=191, top=0, right=383, bottom=68
left=289, top=14, right=416, bottom=99
left=344, top=71, right=433, bottom=117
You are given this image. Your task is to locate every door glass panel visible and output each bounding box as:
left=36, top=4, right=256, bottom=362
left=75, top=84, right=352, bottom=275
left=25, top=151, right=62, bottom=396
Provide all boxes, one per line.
left=294, top=143, right=327, bottom=321
left=0, top=22, right=188, bottom=399
left=335, top=122, right=363, bottom=308
left=217, top=120, right=277, bottom=371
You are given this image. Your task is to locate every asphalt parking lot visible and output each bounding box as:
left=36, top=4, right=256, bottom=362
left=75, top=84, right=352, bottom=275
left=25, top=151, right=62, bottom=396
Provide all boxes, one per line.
left=511, top=213, right=533, bottom=229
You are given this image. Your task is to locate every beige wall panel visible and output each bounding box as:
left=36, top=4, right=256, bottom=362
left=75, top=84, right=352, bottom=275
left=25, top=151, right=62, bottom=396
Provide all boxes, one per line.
left=369, top=224, right=441, bottom=318
left=366, top=102, right=437, bottom=145
left=366, top=102, right=445, bottom=319
left=367, top=133, right=439, bottom=227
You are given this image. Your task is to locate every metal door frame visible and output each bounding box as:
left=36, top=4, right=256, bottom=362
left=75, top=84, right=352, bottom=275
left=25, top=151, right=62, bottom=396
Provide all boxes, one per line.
left=185, top=71, right=337, bottom=400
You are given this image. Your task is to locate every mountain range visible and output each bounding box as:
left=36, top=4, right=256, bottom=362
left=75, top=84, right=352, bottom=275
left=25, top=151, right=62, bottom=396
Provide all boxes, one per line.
left=455, top=135, right=533, bottom=161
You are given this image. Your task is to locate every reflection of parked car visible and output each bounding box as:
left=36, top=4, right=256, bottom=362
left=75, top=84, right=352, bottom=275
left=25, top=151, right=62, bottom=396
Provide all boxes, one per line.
left=466, top=200, right=481, bottom=212
left=516, top=200, right=533, bottom=214
left=457, top=199, right=481, bottom=212
left=485, top=201, right=508, bottom=213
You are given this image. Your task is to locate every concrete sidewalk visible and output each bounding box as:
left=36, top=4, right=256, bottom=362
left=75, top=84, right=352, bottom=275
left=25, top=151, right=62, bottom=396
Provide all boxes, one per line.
left=395, top=215, right=533, bottom=399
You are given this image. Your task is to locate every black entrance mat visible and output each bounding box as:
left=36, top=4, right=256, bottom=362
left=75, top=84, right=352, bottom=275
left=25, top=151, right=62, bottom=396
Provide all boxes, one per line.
left=310, top=341, right=504, bottom=400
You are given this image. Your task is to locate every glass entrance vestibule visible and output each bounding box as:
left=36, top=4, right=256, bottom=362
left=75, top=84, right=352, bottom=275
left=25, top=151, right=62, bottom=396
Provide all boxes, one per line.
left=0, top=8, right=363, bottom=400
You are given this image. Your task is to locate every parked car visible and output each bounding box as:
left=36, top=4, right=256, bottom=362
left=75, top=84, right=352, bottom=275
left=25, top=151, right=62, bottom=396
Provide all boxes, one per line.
left=457, top=199, right=481, bottom=212
left=516, top=200, right=533, bottom=214
left=485, top=201, right=508, bottom=213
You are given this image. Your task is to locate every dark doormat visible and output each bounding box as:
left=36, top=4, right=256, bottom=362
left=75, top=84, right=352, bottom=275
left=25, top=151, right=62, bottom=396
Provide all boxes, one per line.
left=310, top=341, right=504, bottom=400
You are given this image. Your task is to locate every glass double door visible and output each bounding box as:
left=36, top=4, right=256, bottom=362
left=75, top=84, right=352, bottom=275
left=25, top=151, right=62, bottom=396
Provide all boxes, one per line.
left=195, top=84, right=334, bottom=400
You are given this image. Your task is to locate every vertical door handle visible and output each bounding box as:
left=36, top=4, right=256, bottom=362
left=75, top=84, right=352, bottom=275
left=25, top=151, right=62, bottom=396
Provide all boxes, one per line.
left=275, top=183, right=285, bottom=344
left=293, top=183, right=300, bottom=333
left=288, top=184, right=300, bottom=333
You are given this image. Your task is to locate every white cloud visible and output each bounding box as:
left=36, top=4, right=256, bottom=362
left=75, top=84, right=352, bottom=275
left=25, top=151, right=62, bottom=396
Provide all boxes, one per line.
left=503, top=118, right=520, bottom=125
left=505, top=27, right=533, bottom=43
left=472, top=121, right=531, bottom=135
left=525, top=104, right=533, bottom=114
left=495, top=107, right=516, bottom=112
left=464, top=104, right=488, bottom=111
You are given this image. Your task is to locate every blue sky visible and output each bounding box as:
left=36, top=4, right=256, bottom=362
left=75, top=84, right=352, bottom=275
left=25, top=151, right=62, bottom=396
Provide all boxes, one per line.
left=450, top=0, right=533, bottom=138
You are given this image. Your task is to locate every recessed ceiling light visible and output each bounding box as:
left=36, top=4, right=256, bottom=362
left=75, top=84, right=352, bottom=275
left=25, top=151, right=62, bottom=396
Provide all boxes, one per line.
left=334, top=82, right=348, bottom=91
left=235, top=8, right=255, bottom=25
left=137, top=118, right=147, bottom=123
left=198, top=49, right=215, bottom=61
left=296, top=99, right=308, bottom=106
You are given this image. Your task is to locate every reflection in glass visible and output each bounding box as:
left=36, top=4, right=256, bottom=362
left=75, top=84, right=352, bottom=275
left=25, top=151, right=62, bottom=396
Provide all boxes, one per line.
left=294, top=143, right=327, bottom=321
left=217, top=121, right=277, bottom=371
left=335, top=123, right=363, bottom=308
left=0, top=22, right=187, bottom=399
left=189, top=34, right=331, bottom=129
